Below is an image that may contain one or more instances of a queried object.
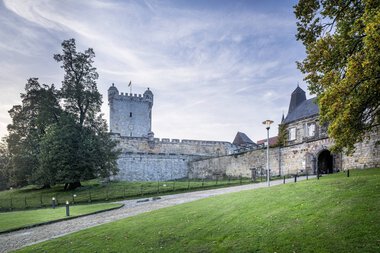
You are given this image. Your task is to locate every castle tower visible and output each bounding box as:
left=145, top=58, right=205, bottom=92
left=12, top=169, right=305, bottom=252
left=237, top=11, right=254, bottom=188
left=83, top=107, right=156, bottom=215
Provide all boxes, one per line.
left=108, top=83, right=153, bottom=137
left=288, top=84, right=306, bottom=114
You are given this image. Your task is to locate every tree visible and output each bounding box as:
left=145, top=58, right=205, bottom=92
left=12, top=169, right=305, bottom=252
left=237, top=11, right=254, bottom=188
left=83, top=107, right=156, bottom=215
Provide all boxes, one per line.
left=0, top=140, right=10, bottom=190
left=54, top=38, right=101, bottom=128
left=37, top=114, right=119, bottom=190
left=49, top=39, right=119, bottom=190
left=294, top=0, right=380, bottom=154
left=6, top=78, right=61, bottom=187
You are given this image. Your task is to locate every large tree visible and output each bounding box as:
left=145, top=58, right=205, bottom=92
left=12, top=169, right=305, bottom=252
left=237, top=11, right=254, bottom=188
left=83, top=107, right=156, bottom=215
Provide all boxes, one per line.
left=294, top=0, right=380, bottom=154
left=49, top=39, right=119, bottom=190
left=6, top=78, right=61, bottom=187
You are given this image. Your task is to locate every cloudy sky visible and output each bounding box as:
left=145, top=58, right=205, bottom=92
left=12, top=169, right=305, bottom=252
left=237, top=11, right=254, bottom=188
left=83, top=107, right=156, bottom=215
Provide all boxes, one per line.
left=0, top=0, right=310, bottom=143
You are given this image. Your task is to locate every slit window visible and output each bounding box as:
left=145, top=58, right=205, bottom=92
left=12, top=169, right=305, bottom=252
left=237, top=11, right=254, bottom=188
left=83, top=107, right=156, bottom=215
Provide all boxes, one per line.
left=130, top=112, right=132, bottom=117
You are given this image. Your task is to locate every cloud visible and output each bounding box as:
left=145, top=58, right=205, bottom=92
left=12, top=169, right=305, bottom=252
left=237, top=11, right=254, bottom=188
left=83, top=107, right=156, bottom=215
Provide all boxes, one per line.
left=0, top=0, right=307, bottom=142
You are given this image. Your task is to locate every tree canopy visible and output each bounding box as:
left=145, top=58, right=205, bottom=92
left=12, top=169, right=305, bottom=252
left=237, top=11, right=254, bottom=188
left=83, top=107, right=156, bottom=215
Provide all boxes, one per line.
left=6, top=39, right=119, bottom=190
left=294, top=0, right=380, bottom=154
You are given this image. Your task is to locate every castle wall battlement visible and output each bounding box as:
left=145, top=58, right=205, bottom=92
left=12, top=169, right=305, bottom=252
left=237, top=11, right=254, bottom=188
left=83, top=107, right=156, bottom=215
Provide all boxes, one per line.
left=112, top=133, right=233, bottom=157
left=112, top=92, right=148, bottom=102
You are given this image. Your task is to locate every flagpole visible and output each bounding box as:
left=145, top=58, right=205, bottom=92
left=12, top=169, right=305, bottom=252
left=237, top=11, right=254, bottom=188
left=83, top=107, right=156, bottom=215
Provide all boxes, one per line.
left=129, top=80, right=132, bottom=94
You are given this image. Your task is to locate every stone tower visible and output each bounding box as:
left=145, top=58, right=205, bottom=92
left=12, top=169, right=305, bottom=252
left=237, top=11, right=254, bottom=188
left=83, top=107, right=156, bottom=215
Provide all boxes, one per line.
left=108, top=83, right=153, bottom=137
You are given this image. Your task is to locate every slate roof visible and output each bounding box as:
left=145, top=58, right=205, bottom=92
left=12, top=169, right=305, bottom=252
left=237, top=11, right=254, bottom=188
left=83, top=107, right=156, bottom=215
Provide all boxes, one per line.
left=257, top=136, right=279, bottom=146
left=233, top=132, right=256, bottom=146
left=283, top=97, right=319, bottom=124
left=288, top=86, right=306, bottom=114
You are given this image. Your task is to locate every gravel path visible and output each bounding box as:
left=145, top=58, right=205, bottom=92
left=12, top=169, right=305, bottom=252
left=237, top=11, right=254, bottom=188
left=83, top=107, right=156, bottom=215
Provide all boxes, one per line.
left=0, top=176, right=314, bottom=252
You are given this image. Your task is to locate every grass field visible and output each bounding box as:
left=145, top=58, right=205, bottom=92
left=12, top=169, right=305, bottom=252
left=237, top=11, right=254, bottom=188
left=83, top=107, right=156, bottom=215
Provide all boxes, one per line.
left=0, top=203, right=123, bottom=233
left=0, top=177, right=255, bottom=211
left=16, top=168, right=380, bottom=252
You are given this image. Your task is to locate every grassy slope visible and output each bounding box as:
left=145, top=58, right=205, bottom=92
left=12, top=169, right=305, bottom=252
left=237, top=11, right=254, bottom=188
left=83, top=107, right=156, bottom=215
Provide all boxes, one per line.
left=18, top=169, right=380, bottom=253
left=0, top=203, right=122, bottom=232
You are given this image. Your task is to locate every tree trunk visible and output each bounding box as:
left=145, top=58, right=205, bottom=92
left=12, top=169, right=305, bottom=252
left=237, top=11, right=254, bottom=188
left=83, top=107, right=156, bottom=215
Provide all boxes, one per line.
left=40, top=184, right=51, bottom=189
left=64, top=181, right=82, bottom=191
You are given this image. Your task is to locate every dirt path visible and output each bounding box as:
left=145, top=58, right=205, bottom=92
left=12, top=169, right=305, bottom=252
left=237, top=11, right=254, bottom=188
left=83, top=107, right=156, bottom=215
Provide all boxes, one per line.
left=0, top=176, right=314, bottom=252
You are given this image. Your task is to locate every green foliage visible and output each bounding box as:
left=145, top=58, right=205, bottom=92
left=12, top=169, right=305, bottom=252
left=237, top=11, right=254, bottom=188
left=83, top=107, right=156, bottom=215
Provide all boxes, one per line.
left=17, top=168, right=380, bottom=252
left=0, top=140, right=10, bottom=190
left=276, top=123, right=287, bottom=147
left=5, top=39, right=119, bottom=189
left=0, top=203, right=122, bottom=233
left=6, top=78, right=61, bottom=186
left=294, top=0, right=380, bottom=154
left=54, top=38, right=101, bottom=127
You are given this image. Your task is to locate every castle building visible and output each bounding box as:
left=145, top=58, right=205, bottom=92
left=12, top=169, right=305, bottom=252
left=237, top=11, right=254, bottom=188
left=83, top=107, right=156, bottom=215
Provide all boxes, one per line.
left=108, top=83, right=380, bottom=182
left=108, top=84, right=234, bottom=181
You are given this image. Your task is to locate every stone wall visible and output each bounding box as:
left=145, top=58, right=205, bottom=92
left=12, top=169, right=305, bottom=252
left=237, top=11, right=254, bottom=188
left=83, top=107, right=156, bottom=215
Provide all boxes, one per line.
left=112, top=134, right=234, bottom=181
left=189, top=129, right=380, bottom=179
left=114, top=134, right=233, bottom=156
left=342, top=128, right=380, bottom=169
left=113, top=153, right=198, bottom=181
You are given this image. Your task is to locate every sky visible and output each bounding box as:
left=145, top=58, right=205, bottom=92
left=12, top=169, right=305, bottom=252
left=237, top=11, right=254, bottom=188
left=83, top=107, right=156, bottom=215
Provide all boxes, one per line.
left=0, top=0, right=311, bottom=143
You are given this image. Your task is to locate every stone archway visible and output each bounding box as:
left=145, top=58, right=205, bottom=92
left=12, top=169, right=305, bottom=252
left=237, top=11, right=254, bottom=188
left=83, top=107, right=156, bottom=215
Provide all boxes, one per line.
left=318, top=150, right=333, bottom=174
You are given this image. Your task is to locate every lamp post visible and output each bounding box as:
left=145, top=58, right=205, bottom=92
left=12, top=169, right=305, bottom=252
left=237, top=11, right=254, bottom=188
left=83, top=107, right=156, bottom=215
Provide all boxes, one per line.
left=262, top=120, right=274, bottom=187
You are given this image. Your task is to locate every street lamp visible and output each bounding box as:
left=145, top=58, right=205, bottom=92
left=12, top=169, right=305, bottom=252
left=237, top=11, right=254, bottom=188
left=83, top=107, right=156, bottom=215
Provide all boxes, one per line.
left=262, top=120, right=274, bottom=187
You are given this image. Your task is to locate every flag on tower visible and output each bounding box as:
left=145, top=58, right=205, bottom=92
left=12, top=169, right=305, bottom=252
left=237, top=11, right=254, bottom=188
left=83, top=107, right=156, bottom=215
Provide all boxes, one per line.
left=128, top=81, right=132, bottom=87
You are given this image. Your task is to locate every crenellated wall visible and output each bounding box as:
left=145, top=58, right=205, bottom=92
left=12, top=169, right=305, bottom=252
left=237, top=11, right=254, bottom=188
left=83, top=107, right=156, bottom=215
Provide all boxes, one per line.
left=111, top=133, right=234, bottom=181
left=113, top=134, right=233, bottom=156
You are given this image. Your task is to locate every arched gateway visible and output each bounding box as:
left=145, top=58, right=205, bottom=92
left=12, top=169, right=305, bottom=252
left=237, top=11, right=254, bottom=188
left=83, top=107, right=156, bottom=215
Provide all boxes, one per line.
left=318, top=149, right=333, bottom=174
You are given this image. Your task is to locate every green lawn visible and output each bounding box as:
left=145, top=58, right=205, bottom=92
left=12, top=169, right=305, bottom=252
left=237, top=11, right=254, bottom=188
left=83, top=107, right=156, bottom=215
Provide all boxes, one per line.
left=0, top=203, right=122, bottom=233
left=0, top=177, right=254, bottom=210
left=17, top=168, right=380, bottom=252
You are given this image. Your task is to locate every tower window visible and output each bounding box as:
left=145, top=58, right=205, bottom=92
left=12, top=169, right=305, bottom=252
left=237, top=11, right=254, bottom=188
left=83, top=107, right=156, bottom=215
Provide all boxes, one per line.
left=130, top=112, right=132, bottom=117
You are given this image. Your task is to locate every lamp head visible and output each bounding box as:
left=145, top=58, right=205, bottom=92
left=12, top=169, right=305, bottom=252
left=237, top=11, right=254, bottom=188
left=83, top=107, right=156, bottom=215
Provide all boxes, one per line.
left=262, top=120, right=274, bottom=129
left=52, top=197, right=56, bottom=201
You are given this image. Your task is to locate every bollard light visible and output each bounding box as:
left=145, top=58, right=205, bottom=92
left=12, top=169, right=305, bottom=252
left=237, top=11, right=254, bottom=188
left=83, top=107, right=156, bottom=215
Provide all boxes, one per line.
left=52, top=197, right=56, bottom=209
left=66, top=200, right=70, bottom=216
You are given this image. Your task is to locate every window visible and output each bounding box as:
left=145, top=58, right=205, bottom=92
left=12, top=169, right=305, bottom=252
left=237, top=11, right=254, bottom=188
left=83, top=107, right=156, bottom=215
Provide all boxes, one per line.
left=289, top=128, right=296, bottom=140
left=129, top=112, right=132, bottom=117
left=308, top=123, right=315, bottom=137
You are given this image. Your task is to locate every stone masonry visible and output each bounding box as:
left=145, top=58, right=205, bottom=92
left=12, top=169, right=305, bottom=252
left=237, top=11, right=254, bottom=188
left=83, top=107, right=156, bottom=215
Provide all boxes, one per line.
left=109, top=84, right=379, bottom=182
left=108, top=85, right=234, bottom=181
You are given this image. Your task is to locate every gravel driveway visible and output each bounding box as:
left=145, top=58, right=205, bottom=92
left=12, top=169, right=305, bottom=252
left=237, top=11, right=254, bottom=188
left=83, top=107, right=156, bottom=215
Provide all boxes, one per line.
left=0, top=176, right=314, bottom=252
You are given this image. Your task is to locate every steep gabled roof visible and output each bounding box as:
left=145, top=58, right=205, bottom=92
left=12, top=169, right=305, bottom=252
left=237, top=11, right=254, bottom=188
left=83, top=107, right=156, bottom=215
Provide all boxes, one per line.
left=283, top=97, right=319, bottom=124
left=233, top=132, right=256, bottom=146
left=288, top=85, right=306, bottom=114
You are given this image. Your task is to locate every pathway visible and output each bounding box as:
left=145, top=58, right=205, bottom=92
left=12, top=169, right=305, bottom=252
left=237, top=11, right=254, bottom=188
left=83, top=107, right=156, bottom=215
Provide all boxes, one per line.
left=0, top=176, right=314, bottom=252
